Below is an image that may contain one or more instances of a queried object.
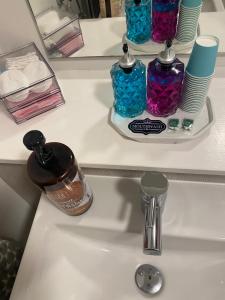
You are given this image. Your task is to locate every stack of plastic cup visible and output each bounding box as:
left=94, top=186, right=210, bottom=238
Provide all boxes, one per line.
left=180, top=35, right=219, bottom=113
left=176, top=0, right=202, bottom=43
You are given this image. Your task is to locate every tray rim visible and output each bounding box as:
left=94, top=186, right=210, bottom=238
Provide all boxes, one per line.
left=110, top=97, right=215, bottom=143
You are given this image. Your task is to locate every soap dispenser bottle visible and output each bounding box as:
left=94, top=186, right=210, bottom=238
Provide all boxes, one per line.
left=147, top=40, right=184, bottom=117
left=23, top=130, right=93, bottom=216
left=111, top=43, right=146, bottom=118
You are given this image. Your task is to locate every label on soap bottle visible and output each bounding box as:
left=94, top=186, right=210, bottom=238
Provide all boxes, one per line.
left=45, top=169, right=93, bottom=216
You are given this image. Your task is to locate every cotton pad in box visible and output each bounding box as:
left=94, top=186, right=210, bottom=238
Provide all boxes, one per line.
left=23, top=61, right=53, bottom=93
left=0, top=70, right=29, bottom=102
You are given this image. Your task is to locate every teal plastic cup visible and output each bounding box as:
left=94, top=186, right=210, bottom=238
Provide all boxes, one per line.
left=181, top=0, right=202, bottom=8
left=186, top=35, right=219, bottom=77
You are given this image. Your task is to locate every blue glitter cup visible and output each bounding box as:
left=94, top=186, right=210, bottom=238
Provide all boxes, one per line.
left=125, top=0, right=152, bottom=44
left=111, top=60, right=146, bottom=118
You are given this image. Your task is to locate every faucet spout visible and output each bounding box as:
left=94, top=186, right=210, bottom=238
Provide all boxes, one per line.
left=144, top=196, right=162, bottom=255
left=141, top=172, right=168, bottom=256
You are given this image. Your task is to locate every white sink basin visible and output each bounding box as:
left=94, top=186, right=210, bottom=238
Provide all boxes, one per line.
left=10, top=173, right=225, bottom=299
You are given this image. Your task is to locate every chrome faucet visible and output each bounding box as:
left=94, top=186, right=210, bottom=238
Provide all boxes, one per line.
left=141, top=172, right=168, bottom=256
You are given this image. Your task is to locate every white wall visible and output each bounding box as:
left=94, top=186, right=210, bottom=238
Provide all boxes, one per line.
left=0, top=164, right=40, bottom=247
left=0, top=1, right=45, bottom=246
left=0, top=0, right=45, bottom=56
left=29, top=0, right=57, bottom=15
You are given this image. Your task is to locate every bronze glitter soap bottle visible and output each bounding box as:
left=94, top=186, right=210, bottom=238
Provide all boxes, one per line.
left=23, top=130, right=93, bottom=216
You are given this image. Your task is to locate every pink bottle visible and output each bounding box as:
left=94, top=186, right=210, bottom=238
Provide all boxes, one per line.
left=147, top=41, right=184, bottom=117
left=152, top=0, right=179, bottom=43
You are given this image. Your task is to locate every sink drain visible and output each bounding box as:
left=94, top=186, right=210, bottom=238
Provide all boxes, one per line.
left=135, top=264, right=164, bottom=295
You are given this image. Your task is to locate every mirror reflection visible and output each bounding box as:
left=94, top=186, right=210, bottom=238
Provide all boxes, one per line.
left=27, top=0, right=225, bottom=58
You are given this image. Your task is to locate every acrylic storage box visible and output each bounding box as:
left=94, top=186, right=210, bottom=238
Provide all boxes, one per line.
left=38, top=12, right=84, bottom=57
left=0, top=43, right=65, bottom=124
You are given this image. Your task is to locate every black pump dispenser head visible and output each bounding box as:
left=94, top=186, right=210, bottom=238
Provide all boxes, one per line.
left=158, top=39, right=176, bottom=64
left=119, top=43, right=136, bottom=72
left=23, top=130, right=53, bottom=166
left=134, top=0, right=141, bottom=5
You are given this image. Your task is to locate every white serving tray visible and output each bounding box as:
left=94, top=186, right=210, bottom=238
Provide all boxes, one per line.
left=110, top=97, right=214, bottom=143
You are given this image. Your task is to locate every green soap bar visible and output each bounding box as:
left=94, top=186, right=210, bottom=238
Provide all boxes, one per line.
left=182, top=119, right=194, bottom=130
left=168, top=119, right=180, bottom=130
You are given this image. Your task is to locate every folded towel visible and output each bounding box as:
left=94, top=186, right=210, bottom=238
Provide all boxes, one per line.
left=6, top=52, right=39, bottom=70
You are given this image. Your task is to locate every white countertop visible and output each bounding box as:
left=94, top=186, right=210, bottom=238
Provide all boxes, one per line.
left=70, top=12, right=225, bottom=57
left=0, top=71, right=225, bottom=175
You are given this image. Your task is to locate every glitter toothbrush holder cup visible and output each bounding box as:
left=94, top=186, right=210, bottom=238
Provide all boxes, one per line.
left=0, top=43, right=65, bottom=124
left=125, top=0, right=152, bottom=44
left=180, top=35, right=219, bottom=113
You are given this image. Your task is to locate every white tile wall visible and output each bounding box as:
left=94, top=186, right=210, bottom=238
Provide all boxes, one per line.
left=0, top=0, right=45, bottom=56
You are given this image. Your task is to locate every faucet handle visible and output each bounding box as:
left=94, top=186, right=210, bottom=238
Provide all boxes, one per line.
left=141, top=172, right=168, bottom=199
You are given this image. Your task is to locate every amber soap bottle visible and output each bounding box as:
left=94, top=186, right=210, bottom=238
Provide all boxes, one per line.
left=23, top=130, right=93, bottom=216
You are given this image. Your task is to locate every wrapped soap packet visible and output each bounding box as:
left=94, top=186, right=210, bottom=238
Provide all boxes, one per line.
left=168, top=119, right=180, bottom=130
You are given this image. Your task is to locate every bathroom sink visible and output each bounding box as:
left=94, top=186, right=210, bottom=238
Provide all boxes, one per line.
left=10, top=173, right=225, bottom=299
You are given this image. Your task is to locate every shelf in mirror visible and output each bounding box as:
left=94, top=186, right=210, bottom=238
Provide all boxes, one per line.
left=26, top=0, right=225, bottom=58
left=59, top=12, right=225, bottom=58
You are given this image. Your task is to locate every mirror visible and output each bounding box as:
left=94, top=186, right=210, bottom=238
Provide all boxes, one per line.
left=27, top=0, right=225, bottom=58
